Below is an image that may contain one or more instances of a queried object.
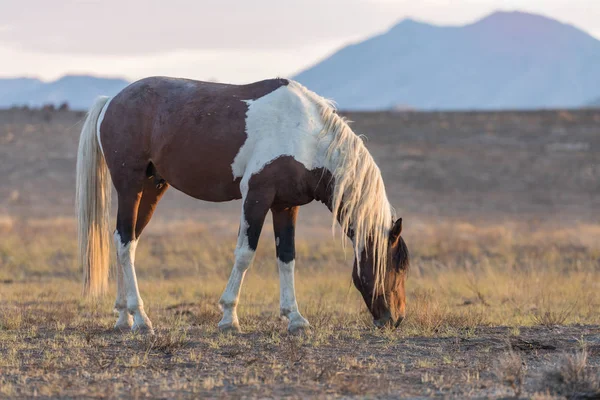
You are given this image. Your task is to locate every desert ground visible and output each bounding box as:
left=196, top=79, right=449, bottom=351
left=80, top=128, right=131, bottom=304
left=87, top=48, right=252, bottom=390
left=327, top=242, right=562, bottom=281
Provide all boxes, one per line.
left=0, top=107, right=599, bottom=398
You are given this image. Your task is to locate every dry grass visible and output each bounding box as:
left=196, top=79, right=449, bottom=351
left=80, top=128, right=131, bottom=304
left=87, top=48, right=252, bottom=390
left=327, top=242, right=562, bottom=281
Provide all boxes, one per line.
left=543, top=347, right=600, bottom=399
left=2, top=218, right=599, bottom=330
left=495, top=349, right=525, bottom=397
left=0, top=217, right=599, bottom=397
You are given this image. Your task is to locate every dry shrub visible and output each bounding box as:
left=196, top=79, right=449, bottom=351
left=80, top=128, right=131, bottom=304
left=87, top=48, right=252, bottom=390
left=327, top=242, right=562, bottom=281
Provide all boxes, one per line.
left=190, top=307, right=222, bottom=326
left=532, top=302, right=576, bottom=327
left=495, top=350, right=525, bottom=398
left=166, top=300, right=222, bottom=327
left=403, top=289, right=488, bottom=335
left=202, top=376, right=224, bottom=390
left=0, top=308, right=23, bottom=330
left=543, top=348, right=600, bottom=399
left=405, top=289, right=449, bottom=335
left=337, top=375, right=369, bottom=396
left=281, top=335, right=304, bottom=363
left=140, top=328, right=189, bottom=355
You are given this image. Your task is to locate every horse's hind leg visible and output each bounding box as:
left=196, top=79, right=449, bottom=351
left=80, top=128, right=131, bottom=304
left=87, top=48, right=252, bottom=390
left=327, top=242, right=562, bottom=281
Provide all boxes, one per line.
left=135, top=177, right=169, bottom=238
left=114, top=176, right=168, bottom=332
left=112, top=171, right=158, bottom=334
left=113, top=256, right=132, bottom=331
left=271, top=206, right=309, bottom=333
left=218, top=188, right=274, bottom=332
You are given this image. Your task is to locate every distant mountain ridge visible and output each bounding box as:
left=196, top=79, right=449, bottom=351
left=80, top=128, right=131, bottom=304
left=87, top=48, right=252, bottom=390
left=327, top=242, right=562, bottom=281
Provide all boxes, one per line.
left=0, top=75, right=129, bottom=110
left=588, top=97, right=600, bottom=107
left=294, top=11, right=600, bottom=110
left=3, top=11, right=600, bottom=111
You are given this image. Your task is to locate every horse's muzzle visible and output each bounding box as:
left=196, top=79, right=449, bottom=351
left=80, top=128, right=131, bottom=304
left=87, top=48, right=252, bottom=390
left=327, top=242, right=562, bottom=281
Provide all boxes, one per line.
left=373, top=314, right=404, bottom=329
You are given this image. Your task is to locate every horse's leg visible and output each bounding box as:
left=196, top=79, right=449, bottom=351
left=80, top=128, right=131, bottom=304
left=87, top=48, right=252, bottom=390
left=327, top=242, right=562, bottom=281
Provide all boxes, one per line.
left=113, top=177, right=168, bottom=331
left=135, top=177, right=169, bottom=238
left=113, top=178, right=155, bottom=334
left=218, top=189, right=273, bottom=332
left=272, top=206, right=310, bottom=333
left=113, top=254, right=132, bottom=331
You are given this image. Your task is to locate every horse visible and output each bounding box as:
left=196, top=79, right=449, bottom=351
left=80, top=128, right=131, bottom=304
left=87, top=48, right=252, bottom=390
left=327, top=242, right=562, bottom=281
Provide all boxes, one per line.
left=76, top=76, right=409, bottom=334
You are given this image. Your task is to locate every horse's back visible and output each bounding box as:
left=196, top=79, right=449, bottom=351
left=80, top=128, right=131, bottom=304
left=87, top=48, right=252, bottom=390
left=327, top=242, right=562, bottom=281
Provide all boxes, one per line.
left=99, top=76, right=295, bottom=201
left=112, top=76, right=290, bottom=106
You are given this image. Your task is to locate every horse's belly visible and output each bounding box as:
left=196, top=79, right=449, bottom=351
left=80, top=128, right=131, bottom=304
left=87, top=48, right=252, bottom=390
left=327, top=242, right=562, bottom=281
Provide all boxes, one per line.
left=155, top=159, right=242, bottom=202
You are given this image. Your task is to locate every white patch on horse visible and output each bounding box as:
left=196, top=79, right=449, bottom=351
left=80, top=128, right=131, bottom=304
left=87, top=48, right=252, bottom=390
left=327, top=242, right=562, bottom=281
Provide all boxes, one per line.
left=231, top=84, right=331, bottom=180
left=95, top=96, right=112, bottom=157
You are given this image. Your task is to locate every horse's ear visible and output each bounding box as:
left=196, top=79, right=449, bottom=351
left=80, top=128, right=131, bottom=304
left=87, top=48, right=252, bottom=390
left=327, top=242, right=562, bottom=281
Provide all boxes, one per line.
left=390, top=218, right=402, bottom=243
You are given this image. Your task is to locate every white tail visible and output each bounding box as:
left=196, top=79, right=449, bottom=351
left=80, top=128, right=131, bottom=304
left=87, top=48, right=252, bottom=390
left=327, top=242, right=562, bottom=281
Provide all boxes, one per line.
left=76, top=96, right=112, bottom=297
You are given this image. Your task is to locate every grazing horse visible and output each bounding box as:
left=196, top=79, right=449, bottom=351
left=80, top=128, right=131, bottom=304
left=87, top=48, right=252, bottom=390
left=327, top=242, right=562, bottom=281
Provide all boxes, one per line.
left=76, top=77, right=409, bottom=334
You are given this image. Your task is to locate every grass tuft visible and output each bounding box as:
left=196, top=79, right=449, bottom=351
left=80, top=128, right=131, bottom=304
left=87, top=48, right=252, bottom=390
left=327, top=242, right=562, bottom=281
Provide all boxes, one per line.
left=543, top=347, right=600, bottom=398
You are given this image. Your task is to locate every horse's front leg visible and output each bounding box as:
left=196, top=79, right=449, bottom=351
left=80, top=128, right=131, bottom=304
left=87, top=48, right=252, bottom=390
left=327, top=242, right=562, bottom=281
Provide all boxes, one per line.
left=272, top=206, right=310, bottom=333
left=218, top=190, right=272, bottom=332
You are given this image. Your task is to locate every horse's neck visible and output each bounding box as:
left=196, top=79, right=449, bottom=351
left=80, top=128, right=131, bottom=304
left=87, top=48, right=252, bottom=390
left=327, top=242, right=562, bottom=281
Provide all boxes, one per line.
left=312, top=168, right=355, bottom=241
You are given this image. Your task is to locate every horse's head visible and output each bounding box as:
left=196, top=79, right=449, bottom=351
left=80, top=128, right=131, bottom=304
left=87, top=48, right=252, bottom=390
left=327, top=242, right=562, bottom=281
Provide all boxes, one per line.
left=352, top=218, right=409, bottom=329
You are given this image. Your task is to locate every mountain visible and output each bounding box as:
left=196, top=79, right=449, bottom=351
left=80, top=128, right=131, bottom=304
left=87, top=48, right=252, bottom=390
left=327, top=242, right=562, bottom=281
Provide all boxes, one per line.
left=588, top=97, right=600, bottom=107
left=294, top=11, right=600, bottom=110
left=0, top=75, right=129, bottom=110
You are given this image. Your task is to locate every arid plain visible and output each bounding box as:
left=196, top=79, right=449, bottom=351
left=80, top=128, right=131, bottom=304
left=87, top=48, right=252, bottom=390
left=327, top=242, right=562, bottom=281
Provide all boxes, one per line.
left=0, top=108, right=599, bottom=397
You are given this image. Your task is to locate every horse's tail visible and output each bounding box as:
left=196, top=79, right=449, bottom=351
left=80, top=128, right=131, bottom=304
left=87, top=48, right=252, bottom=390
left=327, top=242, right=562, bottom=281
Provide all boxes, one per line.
left=76, top=96, right=112, bottom=297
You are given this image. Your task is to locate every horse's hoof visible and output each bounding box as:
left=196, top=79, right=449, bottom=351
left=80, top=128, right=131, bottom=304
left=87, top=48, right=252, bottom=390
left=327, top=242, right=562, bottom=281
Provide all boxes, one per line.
left=132, top=319, right=155, bottom=335
left=218, top=321, right=241, bottom=333
left=132, top=325, right=155, bottom=335
left=288, top=319, right=311, bottom=335
left=114, top=315, right=133, bottom=332
left=130, top=312, right=154, bottom=335
left=114, top=323, right=133, bottom=333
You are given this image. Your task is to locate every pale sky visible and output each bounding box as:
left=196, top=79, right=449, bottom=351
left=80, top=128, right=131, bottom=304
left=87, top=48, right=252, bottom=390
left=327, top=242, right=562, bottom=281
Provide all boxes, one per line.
left=1, top=0, right=599, bottom=83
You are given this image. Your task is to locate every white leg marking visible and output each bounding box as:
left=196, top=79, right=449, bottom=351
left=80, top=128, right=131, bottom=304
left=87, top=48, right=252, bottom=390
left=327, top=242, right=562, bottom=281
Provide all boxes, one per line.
left=113, top=248, right=133, bottom=331
left=278, top=259, right=309, bottom=332
left=218, top=215, right=255, bottom=332
left=114, top=232, right=153, bottom=334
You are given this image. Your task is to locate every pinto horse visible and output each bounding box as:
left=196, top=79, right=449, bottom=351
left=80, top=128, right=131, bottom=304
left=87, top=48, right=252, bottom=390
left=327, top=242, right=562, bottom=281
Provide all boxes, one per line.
left=76, top=77, right=409, bottom=334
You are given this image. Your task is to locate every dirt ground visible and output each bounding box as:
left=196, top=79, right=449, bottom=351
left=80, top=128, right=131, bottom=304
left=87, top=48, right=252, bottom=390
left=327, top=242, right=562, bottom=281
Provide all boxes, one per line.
left=1, top=312, right=599, bottom=398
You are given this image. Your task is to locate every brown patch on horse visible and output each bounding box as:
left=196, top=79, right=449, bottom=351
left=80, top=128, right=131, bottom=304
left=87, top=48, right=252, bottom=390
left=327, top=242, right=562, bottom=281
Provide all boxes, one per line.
left=237, top=155, right=332, bottom=250
left=248, top=155, right=331, bottom=210
left=100, top=77, right=289, bottom=202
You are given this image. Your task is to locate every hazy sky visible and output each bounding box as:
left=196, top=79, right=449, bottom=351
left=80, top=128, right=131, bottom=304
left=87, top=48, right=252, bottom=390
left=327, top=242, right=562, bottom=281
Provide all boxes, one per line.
left=1, top=0, right=599, bottom=83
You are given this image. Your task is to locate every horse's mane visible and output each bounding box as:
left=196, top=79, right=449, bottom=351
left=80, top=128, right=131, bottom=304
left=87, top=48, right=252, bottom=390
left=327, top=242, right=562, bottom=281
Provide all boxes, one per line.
left=289, top=80, right=394, bottom=295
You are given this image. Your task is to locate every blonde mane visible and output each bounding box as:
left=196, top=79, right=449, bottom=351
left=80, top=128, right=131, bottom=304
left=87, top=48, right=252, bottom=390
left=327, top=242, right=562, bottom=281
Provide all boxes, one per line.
left=289, top=81, right=394, bottom=295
